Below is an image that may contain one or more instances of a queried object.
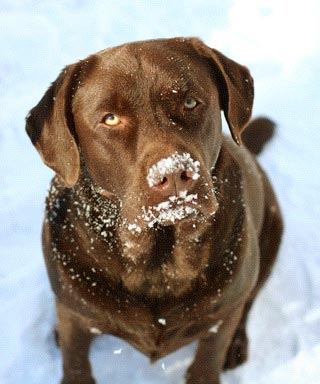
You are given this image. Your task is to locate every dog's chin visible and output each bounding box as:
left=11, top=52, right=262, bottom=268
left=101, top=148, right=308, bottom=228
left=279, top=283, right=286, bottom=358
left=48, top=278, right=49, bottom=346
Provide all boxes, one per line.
left=142, top=204, right=203, bottom=228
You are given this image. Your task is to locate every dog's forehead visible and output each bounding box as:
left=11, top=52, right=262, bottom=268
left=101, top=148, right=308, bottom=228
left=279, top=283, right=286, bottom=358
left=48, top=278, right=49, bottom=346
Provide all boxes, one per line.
left=91, top=39, right=210, bottom=90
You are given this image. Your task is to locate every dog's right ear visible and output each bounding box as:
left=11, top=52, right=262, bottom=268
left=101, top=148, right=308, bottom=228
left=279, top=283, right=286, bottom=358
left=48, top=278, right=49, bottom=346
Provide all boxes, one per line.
left=26, top=64, right=80, bottom=188
left=189, top=38, right=254, bottom=146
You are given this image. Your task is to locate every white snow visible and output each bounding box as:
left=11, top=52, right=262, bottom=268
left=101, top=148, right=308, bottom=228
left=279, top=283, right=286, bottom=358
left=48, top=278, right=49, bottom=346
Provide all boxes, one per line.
left=158, top=318, right=167, bottom=326
left=127, top=223, right=142, bottom=235
left=141, top=192, right=200, bottom=226
left=142, top=197, right=199, bottom=227
left=1, top=1, right=320, bottom=384
left=90, top=327, right=103, bottom=335
left=147, top=152, right=200, bottom=187
left=209, top=320, right=224, bottom=334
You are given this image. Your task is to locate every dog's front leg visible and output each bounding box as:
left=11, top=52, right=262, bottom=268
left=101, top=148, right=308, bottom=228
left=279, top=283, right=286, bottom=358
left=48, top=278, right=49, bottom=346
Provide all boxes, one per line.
left=56, top=301, right=95, bottom=384
left=186, top=306, right=244, bottom=384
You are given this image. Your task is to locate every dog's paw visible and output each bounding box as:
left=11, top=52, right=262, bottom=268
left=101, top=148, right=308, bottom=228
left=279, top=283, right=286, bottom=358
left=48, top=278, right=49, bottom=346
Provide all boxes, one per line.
left=185, top=366, right=220, bottom=384
left=223, top=327, right=248, bottom=370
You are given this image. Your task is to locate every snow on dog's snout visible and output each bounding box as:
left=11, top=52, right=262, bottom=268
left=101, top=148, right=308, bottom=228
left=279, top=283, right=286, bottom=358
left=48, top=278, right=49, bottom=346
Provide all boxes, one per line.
left=142, top=153, right=202, bottom=227
left=146, top=152, right=200, bottom=187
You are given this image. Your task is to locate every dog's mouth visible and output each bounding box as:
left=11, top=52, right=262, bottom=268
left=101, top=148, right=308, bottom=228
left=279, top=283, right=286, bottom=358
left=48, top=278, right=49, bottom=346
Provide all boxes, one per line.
left=141, top=192, right=201, bottom=227
left=121, top=185, right=218, bottom=235
left=91, top=178, right=216, bottom=230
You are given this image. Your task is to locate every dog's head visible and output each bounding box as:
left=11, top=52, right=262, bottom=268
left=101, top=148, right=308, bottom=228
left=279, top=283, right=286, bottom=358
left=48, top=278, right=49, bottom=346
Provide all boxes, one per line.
left=26, top=38, right=253, bottom=232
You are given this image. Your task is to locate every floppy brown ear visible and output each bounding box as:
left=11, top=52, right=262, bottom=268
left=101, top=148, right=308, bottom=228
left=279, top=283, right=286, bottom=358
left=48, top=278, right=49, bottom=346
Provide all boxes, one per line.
left=26, top=64, right=80, bottom=187
left=191, top=39, right=254, bottom=145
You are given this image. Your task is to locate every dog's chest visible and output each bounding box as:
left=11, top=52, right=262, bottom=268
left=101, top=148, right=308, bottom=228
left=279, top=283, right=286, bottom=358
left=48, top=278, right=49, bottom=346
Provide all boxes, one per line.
left=71, top=278, right=223, bottom=360
left=108, top=303, right=222, bottom=360
left=50, top=246, right=223, bottom=360
left=45, top=174, right=248, bottom=359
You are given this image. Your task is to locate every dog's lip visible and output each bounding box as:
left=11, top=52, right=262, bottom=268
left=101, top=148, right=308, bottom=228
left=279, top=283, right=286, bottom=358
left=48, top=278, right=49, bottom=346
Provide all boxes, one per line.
left=143, top=204, right=200, bottom=227
left=140, top=192, right=217, bottom=227
left=93, top=183, right=218, bottom=231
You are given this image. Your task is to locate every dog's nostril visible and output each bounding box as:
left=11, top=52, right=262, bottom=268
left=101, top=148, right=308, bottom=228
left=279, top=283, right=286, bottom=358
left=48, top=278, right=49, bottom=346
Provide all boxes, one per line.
left=181, top=170, right=192, bottom=182
left=151, top=170, right=196, bottom=197
left=160, top=177, right=168, bottom=185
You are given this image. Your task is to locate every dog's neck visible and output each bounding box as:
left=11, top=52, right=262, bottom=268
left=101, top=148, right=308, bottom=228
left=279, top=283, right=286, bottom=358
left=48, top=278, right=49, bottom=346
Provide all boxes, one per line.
left=61, top=172, right=213, bottom=298
left=118, top=219, right=214, bottom=298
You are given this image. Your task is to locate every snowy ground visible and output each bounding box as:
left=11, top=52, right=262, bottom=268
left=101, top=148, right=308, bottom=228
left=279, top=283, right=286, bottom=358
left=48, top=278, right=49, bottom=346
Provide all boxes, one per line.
left=1, top=1, right=320, bottom=383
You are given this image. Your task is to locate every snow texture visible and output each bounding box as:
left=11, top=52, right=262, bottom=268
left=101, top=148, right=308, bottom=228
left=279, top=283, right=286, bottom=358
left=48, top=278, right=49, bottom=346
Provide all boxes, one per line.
left=1, top=1, right=320, bottom=383
left=142, top=193, right=199, bottom=227
left=147, top=152, right=200, bottom=187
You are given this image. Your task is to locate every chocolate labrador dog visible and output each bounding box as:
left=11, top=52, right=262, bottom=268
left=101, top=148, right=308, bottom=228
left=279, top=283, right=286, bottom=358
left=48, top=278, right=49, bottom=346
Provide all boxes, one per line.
left=26, top=37, right=283, bottom=384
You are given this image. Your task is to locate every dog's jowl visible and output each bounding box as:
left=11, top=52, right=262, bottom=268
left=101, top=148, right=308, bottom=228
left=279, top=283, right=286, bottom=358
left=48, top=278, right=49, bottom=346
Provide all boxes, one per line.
left=26, top=37, right=283, bottom=384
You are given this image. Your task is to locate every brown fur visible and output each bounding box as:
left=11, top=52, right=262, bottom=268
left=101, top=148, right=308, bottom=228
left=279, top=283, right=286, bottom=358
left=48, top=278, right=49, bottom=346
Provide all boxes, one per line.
left=26, top=37, right=283, bottom=384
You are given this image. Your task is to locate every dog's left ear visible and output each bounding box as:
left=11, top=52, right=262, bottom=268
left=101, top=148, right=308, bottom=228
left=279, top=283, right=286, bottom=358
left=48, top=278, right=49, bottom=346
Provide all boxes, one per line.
left=190, top=39, right=254, bottom=145
left=25, top=63, right=81, bottom=187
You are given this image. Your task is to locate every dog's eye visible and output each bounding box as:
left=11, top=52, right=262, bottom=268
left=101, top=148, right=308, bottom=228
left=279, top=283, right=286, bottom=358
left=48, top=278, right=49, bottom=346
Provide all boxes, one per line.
left=102, top=113, right=121, bottom=126
left=184, top=97, right=198, bottom=110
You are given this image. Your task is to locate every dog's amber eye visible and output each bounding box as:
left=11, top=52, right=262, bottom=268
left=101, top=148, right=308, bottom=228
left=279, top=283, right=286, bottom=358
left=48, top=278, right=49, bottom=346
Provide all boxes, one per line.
left=184, top=97, right=198, bottom=110
left=102, top=113, right=121, bottom=126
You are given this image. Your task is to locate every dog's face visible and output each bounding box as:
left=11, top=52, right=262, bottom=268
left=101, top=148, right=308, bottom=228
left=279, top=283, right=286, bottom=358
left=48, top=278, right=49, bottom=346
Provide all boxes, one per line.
left=26, top=38, right=253, bottom=232
left=74, top=40, right=225, bottom=230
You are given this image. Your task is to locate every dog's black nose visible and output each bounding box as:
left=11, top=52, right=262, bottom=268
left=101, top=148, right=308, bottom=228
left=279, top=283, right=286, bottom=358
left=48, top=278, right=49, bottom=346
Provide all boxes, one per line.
left=151, top=170, right=195, bottom=197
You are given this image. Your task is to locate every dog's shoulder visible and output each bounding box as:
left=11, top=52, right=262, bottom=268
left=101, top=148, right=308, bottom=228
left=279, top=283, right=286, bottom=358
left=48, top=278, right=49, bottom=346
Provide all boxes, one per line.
left=220, top=136, right=265, bottom=232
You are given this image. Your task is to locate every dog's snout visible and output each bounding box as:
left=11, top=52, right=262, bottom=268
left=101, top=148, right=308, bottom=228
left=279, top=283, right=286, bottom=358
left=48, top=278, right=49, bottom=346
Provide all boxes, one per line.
left=151, top=169, right=195, bottom=197
left=146, top=152, right=200, bottom=197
